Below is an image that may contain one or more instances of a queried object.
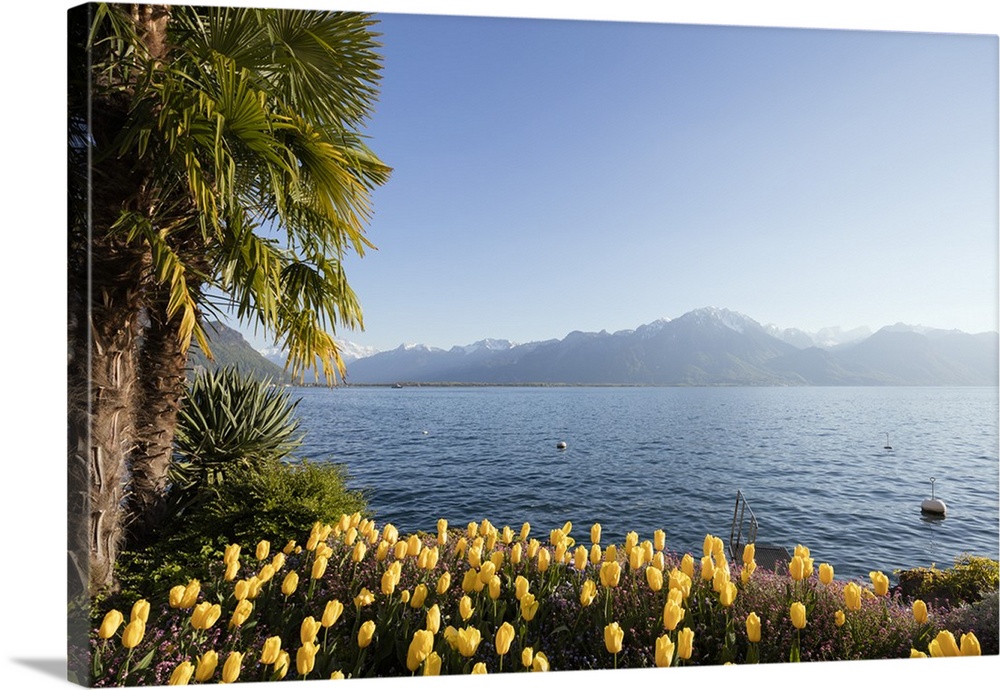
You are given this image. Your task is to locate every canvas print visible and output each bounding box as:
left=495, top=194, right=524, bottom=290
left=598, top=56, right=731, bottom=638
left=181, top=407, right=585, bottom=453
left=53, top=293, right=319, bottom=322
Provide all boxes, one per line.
left=67, top=2, right=998, bottom=687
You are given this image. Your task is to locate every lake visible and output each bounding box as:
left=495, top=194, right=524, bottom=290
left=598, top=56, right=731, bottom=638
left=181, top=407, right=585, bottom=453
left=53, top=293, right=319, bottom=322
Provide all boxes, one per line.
left=291, top=385, right=999, bottom=581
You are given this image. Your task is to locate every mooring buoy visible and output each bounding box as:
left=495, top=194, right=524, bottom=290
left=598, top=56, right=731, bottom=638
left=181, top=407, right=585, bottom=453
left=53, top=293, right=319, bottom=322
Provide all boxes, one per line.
left=920, top=477, right=946, bottom=517
left=556, top=441, right=567, bottom=450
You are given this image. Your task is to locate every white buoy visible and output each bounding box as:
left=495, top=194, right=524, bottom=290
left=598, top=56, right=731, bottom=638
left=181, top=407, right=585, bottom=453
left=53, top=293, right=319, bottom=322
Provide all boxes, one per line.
left=556, top=441, right=567, bottom=450
left=920, top=477, right=946, bottom=517
left=884, top=432, right=892, bottom=450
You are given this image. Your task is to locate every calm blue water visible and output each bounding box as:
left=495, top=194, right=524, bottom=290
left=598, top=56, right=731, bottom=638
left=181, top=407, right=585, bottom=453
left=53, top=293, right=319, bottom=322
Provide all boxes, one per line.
left=292, top=386, right=999, bottom=581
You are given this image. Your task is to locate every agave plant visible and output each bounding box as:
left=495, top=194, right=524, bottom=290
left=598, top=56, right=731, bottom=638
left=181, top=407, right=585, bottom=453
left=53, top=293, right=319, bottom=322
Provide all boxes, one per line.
left=169, top=367, right=303, bottom=516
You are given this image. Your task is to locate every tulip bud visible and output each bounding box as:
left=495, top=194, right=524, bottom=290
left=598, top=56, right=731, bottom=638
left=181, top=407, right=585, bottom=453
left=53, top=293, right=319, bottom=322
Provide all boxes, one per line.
left=98, top=610, right=124, bottom=639
left=311, top=555, right=328, bottom=580
left=844, top=582, right=862, bottom=611
left=519, top=522, right=531, bottom=542
left=580, top=579, right=597, bottom=607
left=180, top=580, right=200, bottom=609
left=532, top=652, right=550, bottom=672
left=424, top=651, right=442, bottom=676
left=819, top=563, right=834, bottom=585
left=495, top=621, right=515, bottom=656
left=527, top=539, right=540, bottom=560
left=510, top=542, right=523, bottom=565
left=929, top=630, right=960, bottom=657
left=229, top=599, right=253, bottom=628
left=677, top=627, right=694, bottom=660
left=260, top=636, right=282, bottom=665
left=742, top=543, right=755, bottom=565
left=720, top=581, right=738, bottom=607
left=406, top=630, right=435, bottom=672
left=255, top=540, right=270, bottom=561
left=471, top=662, right=487, bottom=674
left=790, top=601, right=807, bottom=629
left=358, top=620, right=376, bottom=648
left=681, top=553, right=695, bottom=578
left=490, top=549, right=504, bottom=570
left=437, top=571, right=451, bottom=594
left=411, top=584, right=429, bottom=608
left=426, top=604, right=441, bottom=635
left=514, top=575, right=530, bottom=601
left=281, top=571, right=299, bottom=596
left=522, top=646, right=534, bottom=668
left=835, top=610, right=846, bottom=627
left=195, top=650, right=219, bottom=682
left=224, top=544, right=241, bottom=565
left=224, top=559, right=240, bottom=582
left=167, top=660, right=194, bottom=686
left=604, top=622, right=624, bottom=654
left=910, top=648, right=928, bottom=658
left=663, top=600, right=684, bottom=631
left=296, top=642, right=318, bottom=676
left=912, top=599, right=928, bottom=624
left=700, top=555, right=715, bottom=581
left=191, top=602, right=221, bottom=631
left=603, top=543, right=617, bottom=562
left=376, top=540, right=390, bottom=562
left=393, top=541, right=408, bottom=560
left=655, top=634, right=675, bottom=667
left=520, top=592, right=540, bottom=621
left=488, top=575, right=502, bottom=600
left=354, top=587, right=375, bottom=608
left=122, top=619, right=145, bottom=649
left=590, top=544, right=602, bottom=564
left=646, top=566, right=664, bottom=592
left=352, top=541, right=367, bottom=563
left=322, top=600, right=344, bottom=628
left=744, top=611, right=762, bottom=643
left=960, top=632, right=981, bottom=656
left=331, top=670, right=345, bottom=679
left=600, top=560, right=621, bottom=588
left=501, top=525, right=514, bottom=544
left=703, top=534, right=715, bottom=557
left=537, top=547, right=551, bottom=573
left=869, top=570, right=889, bottom=596
left=789, top=556, right=806, bottom=581
left=459, top=595, right=474, bottom=621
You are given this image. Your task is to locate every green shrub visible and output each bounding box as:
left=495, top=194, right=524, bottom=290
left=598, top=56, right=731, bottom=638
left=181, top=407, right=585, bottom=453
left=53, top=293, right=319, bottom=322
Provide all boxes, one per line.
left=896, top=555, right=999, bottom=607
left=938, top=590, right=999, bottom=656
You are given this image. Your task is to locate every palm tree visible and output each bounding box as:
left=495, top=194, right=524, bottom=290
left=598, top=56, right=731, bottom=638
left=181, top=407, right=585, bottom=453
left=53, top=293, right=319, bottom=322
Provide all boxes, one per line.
left=68, top=3, right=390, bottom=596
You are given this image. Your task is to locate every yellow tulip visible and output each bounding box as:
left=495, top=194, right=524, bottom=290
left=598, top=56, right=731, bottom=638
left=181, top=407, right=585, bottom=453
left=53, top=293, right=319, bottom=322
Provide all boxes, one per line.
left=835, top=610, right=846, bottom=627
left=273, top=650, right=288, bottom=678
left=488, top=575, right=502, bottom=600
left=580, top=579, right=597, bottom=607
left=224, top=544, right=241, bottom=565
left=521, top=646, right=534, bottom=668
left=646, top=566, right=664, bottom=592
left=296, top=642, right=318, bottom=676
left=499, top=525, right=513, bottom=544
left=98, top=609, right=124, bottom=639
left=910, top=648, right=928, bottom=658
left=719, top=581, right=738, bottom=607
left=521, top=592, right=540, bottom=621
left=928, top=630, right=960, bottom=657
left=322, top=600, right=344, bottom=628
left=122, top=619, right=145, bottom=649
left=437, top=571, right=451, bottom=594
left=426, top=604, right=441, bottom=635
left=496, top=621, right=515, bottom=656
left=794, top=544, right=810, bottom=559
left=255, top=540, right=270, bottom=561
left=191, top=602, right=221, bottom=630
left=410, top=583, right=428, bottom=608
left=383, top=523, right=398, bottom=544
left=424, top=651, right=442, bottom=676
left=604, top=622, right=624, bottom=654
left=354, top=587, right=375, bottom=608
left=257, top=564, right=275, bottom=583
left=195, top=650, right=218, bottom=682
left=746, top=612, right=761, bottom=642
left=300, top=616, right=321, bottom=645
left=663, top=600, right=684, bottom=631
left=167, top=660, right=194, bottom=686
left=393, top=541, right=408, bottom=560
left=229, top=599, right=253, bottom=628
left=406, top=629, right=435, bottom=672
left=246, top=575, right=264, bottom=600
left=703, top=534, right=715, bottom=557
left=344, top=527, right=359, bottom=547
left=224, top=559, right=240, bottom=582
left=330, top=670, right=345, bottom=679
left=311, top=555, right=328, bottom=580
left=514, top=575, right=530, bottom=600
left=600, top=561, right=621, bottom=588
left=590, top=544, right=602, bottom=564
left=456, top=626, right=482, bottom=657
left=652, top=552, right=666, bottom=571
left=260, top=636, right=282, bottom=665
left=232, top=579, right=250, bottom=600
left=511, top=542, right=523, bottom=565
left=531, top=652, right=550, bottom=672
left=537, top=547, right=551, bottom=572
left=477, top=560, right=495, bottom=584
left=574, top=545, right=589, bottom=571
left=406, top=533, right=422, bottom=557
left=604, top=543, right=618, bottom=562
left=700, top=555, right=715, bottom=581
left=912, top=599, right=928, bottom=624
left=819, top=563, right=834, bottom=585
left=358, top=620, right=376, bottom=648
left=381, top=568, right=399, bottom=596
left=130, top=599, right=150, bottom=624
left=375, top=540, right=390, bottom=562
left=471, top=662, right=487, bottom=674
left=350, top=540, right=366, bottom=563
left=677, top=627, right=694, bottom=660
left=459, top=595, right=474, bottom=620
left=283, top=540, right=297, bottom=555
left=712, top=563, right=730, bottom=593
left=669, top=569, right=692, bottom=599
left=742, top=543, right=755, bottom=565
left=443, top=625, right=459, bottom=650
left=789, top=555, right=806, bottom=581
left=221, top=651, right=243, bottom=683
left=960, top=632, right=981, bottom=656
left=668, top=588, right=683, bottom=607
left=281, top=571, right=299, bottom=596
left=520, top=522, right=531, bottom=542
left=843, top=582, right=862, bottom=611
left=790, top=601, right=807, bottom=629
left=869, top=570, right=889, bottom=596
left=629, top=546, right=643, bottom=572
left=681, top=553, right=695, bottom=578
left=180, top=580, right=200, bottom=608
left=655, top=634, right=675, bottom=667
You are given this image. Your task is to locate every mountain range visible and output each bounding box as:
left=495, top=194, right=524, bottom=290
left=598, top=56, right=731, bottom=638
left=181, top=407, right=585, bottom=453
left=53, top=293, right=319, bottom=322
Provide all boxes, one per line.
left=195, top=308, right=999, bottom=386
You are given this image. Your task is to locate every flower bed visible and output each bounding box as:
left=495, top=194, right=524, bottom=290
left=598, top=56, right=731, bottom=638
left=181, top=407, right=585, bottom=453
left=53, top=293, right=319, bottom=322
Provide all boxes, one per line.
left=78, top=515, right=987, bottom=686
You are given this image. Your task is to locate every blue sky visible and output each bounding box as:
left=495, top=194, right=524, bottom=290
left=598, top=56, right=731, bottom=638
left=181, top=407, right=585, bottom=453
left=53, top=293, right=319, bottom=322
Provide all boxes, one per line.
left=231, top=4, right=998, bottom=353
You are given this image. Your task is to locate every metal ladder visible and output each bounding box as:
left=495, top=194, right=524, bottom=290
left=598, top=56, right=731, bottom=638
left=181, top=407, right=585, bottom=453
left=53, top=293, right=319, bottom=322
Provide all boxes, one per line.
left=729, top=489, right=758, bottom=562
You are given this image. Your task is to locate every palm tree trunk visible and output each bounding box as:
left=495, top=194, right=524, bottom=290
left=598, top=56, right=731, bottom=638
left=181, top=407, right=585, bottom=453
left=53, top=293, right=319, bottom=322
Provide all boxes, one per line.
left=128, top=295, right=191, bottom=545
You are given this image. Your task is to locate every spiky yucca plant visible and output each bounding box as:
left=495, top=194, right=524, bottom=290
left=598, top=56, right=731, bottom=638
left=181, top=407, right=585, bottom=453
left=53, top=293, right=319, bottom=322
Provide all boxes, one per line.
left=169, top=367, right=303, bottom=516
